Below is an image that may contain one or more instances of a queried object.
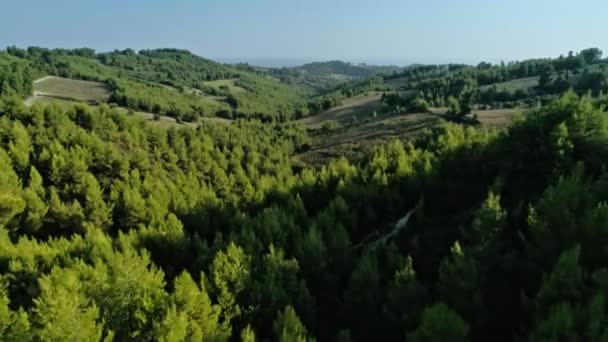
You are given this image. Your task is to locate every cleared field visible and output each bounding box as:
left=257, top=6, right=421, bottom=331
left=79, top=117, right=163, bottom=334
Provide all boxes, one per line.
left=432, top=107, right=524, bottom=128
left=313, top=113, right=439, bottom=148
left=472, top=108, right=524, bottom=128
left=25, top=96, right=78, bottom=107
left=480, top=77, right=539, bottom=92
left=202, top=79, right=247, bottom=93
left=297, top=107, right=524, bottom=165
left=25, top=76, right=233, bottom=127
left=297, top=112, right=440, bottom=165
left=298, top=93, right=383, bottom=128
left=33, top=76, right=110, bottom=103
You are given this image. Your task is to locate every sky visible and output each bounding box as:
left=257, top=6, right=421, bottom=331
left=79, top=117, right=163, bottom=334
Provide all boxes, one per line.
left=2, top=0, right=607, bottom=66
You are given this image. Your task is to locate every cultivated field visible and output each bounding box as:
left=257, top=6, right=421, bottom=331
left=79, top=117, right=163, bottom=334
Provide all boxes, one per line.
left=32, top=76, right=110, bottom=103
left=480, top=77, right=539, bottom=92
left=297, top=105, right=524, bottom=165
left=25, top=76, right=233, bottom=127
left=473, top=108, right=524, bottom=128
left=298, top=92, right=383, bottom=128
left=202, top=79, right=247, bottom=93
left=297, top=112, right=440, bottom=165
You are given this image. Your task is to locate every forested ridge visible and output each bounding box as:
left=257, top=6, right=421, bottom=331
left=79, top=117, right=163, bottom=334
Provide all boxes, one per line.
left=381, top=48, right=607, bottom=114
left=2, top=45, right=608, bottom=341
left=0, top=47, right=309, bottom=121
left=1, top=87, right=608, bottom=341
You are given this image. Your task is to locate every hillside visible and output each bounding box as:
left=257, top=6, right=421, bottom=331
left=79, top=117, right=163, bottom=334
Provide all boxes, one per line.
left=234, top=60, right=400, bottom=94
left=293, top=60, right=397, bottom=78
left=4, top=90, right=608, bottom=340
left=1, top=47, right=309, bottom=121
left=377, top=48, right=608, bottom=113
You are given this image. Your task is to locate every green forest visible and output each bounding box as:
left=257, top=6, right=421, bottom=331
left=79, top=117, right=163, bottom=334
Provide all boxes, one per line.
left=3, top=89, right=608, bottom=340
left=0, top=47, right=308, bottom=122
left=1, top=44, right=608, bottom=341
left=382, top=48, right=607, bottom=114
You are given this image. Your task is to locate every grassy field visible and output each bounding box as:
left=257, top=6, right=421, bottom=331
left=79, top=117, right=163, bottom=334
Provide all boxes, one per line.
left=297, top=112, right=441, bottom=165
left=298, top=92, right=384, bottom=128
left=33, top=76, right=110, bottom=103
left=26, top=77, right=232, bottom=127
left=202, top=79, right=247, bottom=93
left=472, top=108, right=524, bottom=128
left=297, top=106, right=524, bottom=165
left=480, top=77, right=539, bottom=92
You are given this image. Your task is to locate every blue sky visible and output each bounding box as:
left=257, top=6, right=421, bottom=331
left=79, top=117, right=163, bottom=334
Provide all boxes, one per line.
left=2, top=0, right=607, bottom=66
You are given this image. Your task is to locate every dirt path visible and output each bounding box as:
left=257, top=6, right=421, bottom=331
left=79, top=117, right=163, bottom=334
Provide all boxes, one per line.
left=33, top=75, right=56, bottom=84
left=25, top=76, right=57, bottom=106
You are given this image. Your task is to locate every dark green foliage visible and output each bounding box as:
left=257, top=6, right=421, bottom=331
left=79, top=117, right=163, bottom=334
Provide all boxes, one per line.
left=407, top=302, right=470, bottom=342
left=98, top=48, right=237, bottom=87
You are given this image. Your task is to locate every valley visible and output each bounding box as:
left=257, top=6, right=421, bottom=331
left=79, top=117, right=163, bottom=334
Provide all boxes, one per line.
left=0, top=43, right=607, bottom=342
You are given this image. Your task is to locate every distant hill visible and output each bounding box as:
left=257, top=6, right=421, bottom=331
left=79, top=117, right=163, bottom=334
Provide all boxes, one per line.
left=232, top=60, right=401, bottom=94
left=293, top=61, right=397, bottom=78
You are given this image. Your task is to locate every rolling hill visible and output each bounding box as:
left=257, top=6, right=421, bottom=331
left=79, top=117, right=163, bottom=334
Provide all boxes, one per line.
left=1, top=47, right=309, bottom=122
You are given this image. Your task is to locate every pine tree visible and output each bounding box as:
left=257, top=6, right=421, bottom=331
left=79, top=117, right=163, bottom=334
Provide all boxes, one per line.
left=33, top=268, right=104, bottom=342
left=273, top=306, right=311, bottom=342
left=407, top=302, right=470, bottom=342
left=212, top=242, right=251, bottom=327
left=172, top=271, right=227, bottom=341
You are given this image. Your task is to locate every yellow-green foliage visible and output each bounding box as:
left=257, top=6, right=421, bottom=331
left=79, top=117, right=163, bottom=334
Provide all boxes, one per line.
left=1, top=93, right=608, bottom=341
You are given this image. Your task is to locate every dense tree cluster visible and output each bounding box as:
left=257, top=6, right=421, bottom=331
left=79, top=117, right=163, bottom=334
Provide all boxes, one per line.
left=97, top=49, right=310, bottom=120
left=226, top=75, right=309, bottom=121
left=1, top=90, right=608, bottom=340
left=385, top=48, right=607, bottom=110
left=0, top=53, right=34, bottom=97
left=98, top=49, right=238, bottom=88
left=107, top=78, right=232, bottom=121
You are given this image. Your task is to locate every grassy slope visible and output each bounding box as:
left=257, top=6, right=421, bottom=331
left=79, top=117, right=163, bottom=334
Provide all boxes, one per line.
left=33, top=76, right=110, bottom=102
left=298, top=90, right=524, bottom=165
left=202, top=79, right=247, bottom=93
left=298, top=92, right=384, bottom=128
left=27, top=76, right=231, bottom=127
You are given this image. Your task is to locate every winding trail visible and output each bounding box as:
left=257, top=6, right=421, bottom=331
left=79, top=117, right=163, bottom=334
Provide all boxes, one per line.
left=356, top=206, right=418, bottom=250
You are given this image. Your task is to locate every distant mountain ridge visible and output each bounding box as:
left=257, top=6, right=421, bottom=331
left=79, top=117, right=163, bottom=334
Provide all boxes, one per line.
left=292, top=60, right=399, bottom=78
